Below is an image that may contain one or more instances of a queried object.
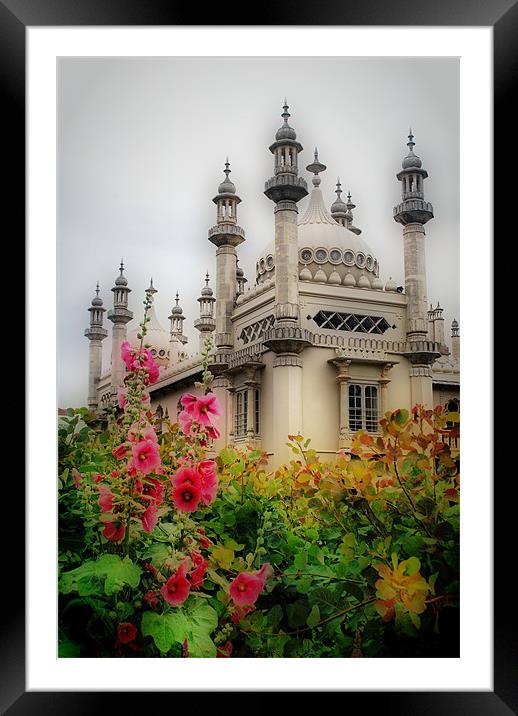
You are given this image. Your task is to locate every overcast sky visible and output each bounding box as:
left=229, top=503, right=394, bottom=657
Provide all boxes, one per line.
left=58, top=56, right=459, bottom=408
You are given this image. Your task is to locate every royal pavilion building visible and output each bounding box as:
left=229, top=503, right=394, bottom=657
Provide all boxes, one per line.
left=84, top=102, right=460, bottom=467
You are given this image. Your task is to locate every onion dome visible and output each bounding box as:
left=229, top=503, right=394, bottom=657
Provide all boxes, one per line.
left=115, top=259, right=128, bottom=286
left=201, top=272, right=213, bottom=296
left=275, top=99, right=297, bottom=141
left=171, top=292, right=183, bottom=315
left=91, top=282, right=103, bottom=306
left=218, top=158, right=236, bottom=194
left=401, top=129, right=423, bottom=169
left=236, top=266, right=244, bottom=278
left=330, top=177, right=348, bottom=221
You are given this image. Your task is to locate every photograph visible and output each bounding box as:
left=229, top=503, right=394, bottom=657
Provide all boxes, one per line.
left=56, top=55, right=461, bottom=660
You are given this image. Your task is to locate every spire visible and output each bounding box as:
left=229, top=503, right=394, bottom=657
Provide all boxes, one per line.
left=146, top=277, right=157, bottom=295
left=275, top=99, right=297, bottom=141
left=305, top=147, right=327, bottom=187
left=330, top=176, right=348, bottom=226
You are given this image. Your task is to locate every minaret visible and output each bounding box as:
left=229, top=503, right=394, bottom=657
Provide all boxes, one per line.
left=432, top=301, right=446, bottom=348
left=107, top=261, right=133, bottom=395
left=264, top=101, right=308, bottom=328
left=345, top=191, right=362, bottom=235
left=168, top=292, right=186, bottom=364
left=194, top=273, right=216, bottom=353
left=84, top=283, right=108, bottom=410
left=263, top=103, right=311, bottom=465
left=451, top=319, right=460, bottom=362
left=208, top=159, right=245, bottom=360
left=393, top=130, right=438, bottom=407
left=330, top=178, right=348, bottom=227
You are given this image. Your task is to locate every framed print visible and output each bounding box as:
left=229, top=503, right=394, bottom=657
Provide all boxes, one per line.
left=5, top=0, right=507, bottom=711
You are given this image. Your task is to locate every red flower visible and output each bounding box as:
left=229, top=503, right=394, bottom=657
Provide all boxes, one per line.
left=229, top=564, right=271, bottom=607
left=144, top=562, right=158, bottom=576
left=189, top=560, right=208, bottom=590
left=178, top=410, right=193, bottom=436
left=216, top=641, right=233, bottom=658
left=112, top=444, right=128, bottom=460
left=118, top=622, right=138, bottom=644
left=144, top=590, right=159, bottom=609
left=160, top=560, right=190, bottom=606
left=92, top=472, right=103, bottom=484
left=128, top=424, right=158, bottom=444
left=197, top=460, right=218, bottom=506
left=172, top=481, right=201, bottom=513
left=102, top=521, right=126, bottom=543
left=97, top=484, right=114, bottom=513
left=206, top=425, right=221, bottom=441
left=141, top=504, right=159, bottom=533
left=131, top=438, right=161, bottom=475
left=135, top=477, right=164, bottom=504
left=171, top=467, right=202, bottom=489
left=230, top=605, right=255, bottom=624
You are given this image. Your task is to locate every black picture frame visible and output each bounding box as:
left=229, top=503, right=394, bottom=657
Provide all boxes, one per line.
left=8, top=0, right=504, bottom=712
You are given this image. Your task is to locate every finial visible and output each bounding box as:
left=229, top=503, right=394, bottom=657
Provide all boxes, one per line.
left=224, top=157, right=230, bottom=178
left=95, top=282, right=100, bottom=296
left=205, top=271, right=210, bottom=287
left=346, top=191, right=355, bottom=210
left=175, top=291, right=180, bottom=305
left=281, top=99, right=290, bottom=122
left=120, top=259, right=124, bottom=274
left=407, top=128, right=415, bottom=149
left=306, top=148, right=327, bottom=185
left=335, top=177, right=343, bottom=198
left=147, top=277, right=157, bottom=295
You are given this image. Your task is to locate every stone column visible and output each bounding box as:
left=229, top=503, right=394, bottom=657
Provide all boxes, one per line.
left=379, top=362, right=395, bottom=418
left=110, top=322, right=128, bottom=393
left=409, top=365, right=434, bottom=409
left=210, top=375, right=231, bottom=448
left=403, top=223, right=429, bottom=341
left=215, top=244, right=237, bottom=349
left=274, top=201, right=300, bottom=326
left=272, top=353, right=303, bottom=465
left=88, top=339, right=103, bottom=409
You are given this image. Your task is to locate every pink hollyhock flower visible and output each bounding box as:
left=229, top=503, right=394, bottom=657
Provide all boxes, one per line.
left=131, top=439, right=161, bottom=475
left=112, top=444, right=128, bottom=460
left=181, top=393, right=221, bottom=427
left=72, top=469, right=82, bottom=489
left=117, top=622, right=138, bottom=644
left=135, top=477, right=164, bottom=504
left=206, top=425, right=221, bottom=440
left=144, top=590, right=159, bottom=609
left=172, top=481, right=201, bottom=513
left=141, top=504, right=159, bottom=533
left=117, top=388, right=127, bottom=410
left=160, top=561, right=190, bottom=606
left=92, top=473, right=103, bottom=484
left=190, top=549, right=204, bottom=567
left=197, top=460, right=219, bottom=506
left=189, top=560, right=208, bottom=589
left=229, top=564, right=271, bottom=607
left=127, top=460, right=137, bottom=477
left=121, top=341, right=133, bottom=370
left=103, top=521, right=125, bottom=543
left=128, top=423, right=158, bottom=444
left=97, top=484, right=114, bottom=513
left=216, top=641, right=233, bottom=658
left=171, top=467, right=202, bottom=489
left=178, top=410, right=193, bottom=436
left=110, top=470, right=120, bottom=478
left=145, top=362, right=160, bottom=385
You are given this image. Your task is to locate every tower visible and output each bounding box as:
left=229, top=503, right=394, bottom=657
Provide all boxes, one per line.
left=84, top=283, right=108, bottom=410
left=451, top=319, right=460, bottom=362
left=194, top=273, right=216, bottom=354
left=263, top=102, right=311, bottom=463
left=208, top=159, right=245, bottom=363
left=264, top=100, right=308, bottom=328
left=169, top=292, right=187, bottom=364
left=330, top=178, right=348, bottom=227
left=393, top=130, right=439, bottom=408
left=107, top=261, right=133, bottom=396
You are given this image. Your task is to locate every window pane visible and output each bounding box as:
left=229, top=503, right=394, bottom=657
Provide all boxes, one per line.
left=365, top=385, right=378, bottom=432
left=348, top=384, right=362, bottom=432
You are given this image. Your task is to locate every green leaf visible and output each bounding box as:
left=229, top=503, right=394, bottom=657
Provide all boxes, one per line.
left=59, top=555, right=141, bottom=597
left=306, top=605, right=320, bottom=628
left=267, top=604, right=283, bottom=630
left=404, top=556, right=421, bottom=576
left=141, top=610, right=189, bottom=654
left=58, top=638, right=81, bottom=658
left=286, top=602, right=308, bottom=628
left=141, top=599, right=218, bottom=657
left=294, top=552, right=308, bottom=570
left=219, top=448, right=237, bottom=466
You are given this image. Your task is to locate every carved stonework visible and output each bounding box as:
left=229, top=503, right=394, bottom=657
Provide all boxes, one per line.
left=273, top=353, right=303, bottom=368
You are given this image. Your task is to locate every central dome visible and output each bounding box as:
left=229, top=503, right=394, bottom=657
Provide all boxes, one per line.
left=256, top=182, right=381, bottom=289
